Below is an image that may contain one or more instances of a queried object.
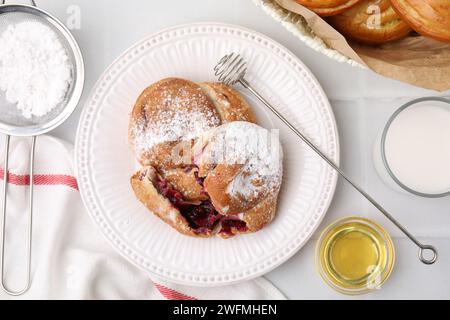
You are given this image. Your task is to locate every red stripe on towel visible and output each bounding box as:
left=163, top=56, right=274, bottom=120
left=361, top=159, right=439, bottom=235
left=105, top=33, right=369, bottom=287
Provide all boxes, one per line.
left=154, top=283, right=197, bottom=300
left=0, top=168, right=79, bottom=190
left=0, top=167, right=198, bottom=300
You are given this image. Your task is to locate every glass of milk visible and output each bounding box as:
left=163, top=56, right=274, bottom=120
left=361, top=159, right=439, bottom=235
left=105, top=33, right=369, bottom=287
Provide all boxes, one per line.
left=374, top=97, right=450, bottom=198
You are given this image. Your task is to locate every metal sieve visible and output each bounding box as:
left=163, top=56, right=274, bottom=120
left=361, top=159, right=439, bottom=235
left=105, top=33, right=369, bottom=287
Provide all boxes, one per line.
left=0, top=0, right=84, bottom=296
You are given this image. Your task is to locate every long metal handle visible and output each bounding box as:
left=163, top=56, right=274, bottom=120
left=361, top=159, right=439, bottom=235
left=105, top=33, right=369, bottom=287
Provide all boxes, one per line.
left=239, top=78, right=438, bottom=265
left=1, top=135, right=36, bottom=296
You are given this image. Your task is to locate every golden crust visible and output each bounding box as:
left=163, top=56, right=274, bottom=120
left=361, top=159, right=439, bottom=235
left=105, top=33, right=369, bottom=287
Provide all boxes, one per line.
left=129, top=78, right=221, bottom=167
left=390, top=0, right=450, bottom=43
left=242, top=193, right=279, bottom=233
left=204, top=164, right=267, bottom=216
left=199, top=83, right=257, bottom=124
left=297, top=0, right=359, bottom=8
left=296, top=0, right=362, bottom=16
left=217, top=194, right=279, bottom=239
left=130, top=167, right=199, bottom=237
left=328, top=0, right=412, bottom=45
left=161, top=166, right=207, bottom=202
left=204, top=164, right=248, bottom=215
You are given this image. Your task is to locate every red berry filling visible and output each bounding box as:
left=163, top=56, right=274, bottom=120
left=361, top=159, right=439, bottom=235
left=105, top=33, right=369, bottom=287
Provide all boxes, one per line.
left=193, top=170, right=207, bottom=195
left=154, top=173, right=247, bottom=236
left=220, top=218, right=248, bottom=237
left=155, top=179, right=222, bottom=234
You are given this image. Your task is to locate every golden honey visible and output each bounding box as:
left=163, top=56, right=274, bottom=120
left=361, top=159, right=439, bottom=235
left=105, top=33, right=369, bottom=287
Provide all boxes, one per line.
left=316, top=217, right=395, bottom=295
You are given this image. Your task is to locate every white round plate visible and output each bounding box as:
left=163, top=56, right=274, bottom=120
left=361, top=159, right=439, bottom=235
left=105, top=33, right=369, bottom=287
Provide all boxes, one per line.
left=76, top=22, right=339, bottom=287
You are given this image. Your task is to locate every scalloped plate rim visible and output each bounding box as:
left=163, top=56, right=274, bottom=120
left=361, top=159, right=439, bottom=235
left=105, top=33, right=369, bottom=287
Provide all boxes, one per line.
left=75, top=22, right=340, bottom=287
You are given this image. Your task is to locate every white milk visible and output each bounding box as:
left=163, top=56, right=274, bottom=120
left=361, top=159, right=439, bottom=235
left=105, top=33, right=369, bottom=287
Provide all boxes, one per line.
left=382, top=103, right=450, bottom=195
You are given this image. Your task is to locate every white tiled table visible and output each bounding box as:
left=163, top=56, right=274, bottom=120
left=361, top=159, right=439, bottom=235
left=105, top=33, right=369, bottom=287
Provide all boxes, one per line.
left=32, top=0, right=450, bottom=299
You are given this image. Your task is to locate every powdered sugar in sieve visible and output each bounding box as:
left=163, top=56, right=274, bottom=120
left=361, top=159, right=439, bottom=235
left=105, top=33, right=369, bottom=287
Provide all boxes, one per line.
left=0, top=20, right=72, bottom=119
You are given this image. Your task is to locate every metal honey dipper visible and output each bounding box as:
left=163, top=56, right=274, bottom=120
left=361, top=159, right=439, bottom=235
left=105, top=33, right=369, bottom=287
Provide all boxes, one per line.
left=214, top=53, right=438, bottom=265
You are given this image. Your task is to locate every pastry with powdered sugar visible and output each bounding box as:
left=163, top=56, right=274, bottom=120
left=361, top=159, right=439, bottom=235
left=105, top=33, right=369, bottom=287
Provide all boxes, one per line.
left=129, top=78, right=283, bottom=238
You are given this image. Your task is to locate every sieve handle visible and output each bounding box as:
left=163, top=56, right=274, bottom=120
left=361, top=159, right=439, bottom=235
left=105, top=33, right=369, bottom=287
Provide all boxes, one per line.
left=0, top=0, right=36, bottom=6
left=0, top=135, right=36, bottom=296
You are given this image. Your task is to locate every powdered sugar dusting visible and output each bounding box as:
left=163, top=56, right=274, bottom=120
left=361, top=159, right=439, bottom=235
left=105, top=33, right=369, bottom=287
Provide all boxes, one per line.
left=202, top=121, right=283, bottom=199
left=131, top=84, right=221, bottom=158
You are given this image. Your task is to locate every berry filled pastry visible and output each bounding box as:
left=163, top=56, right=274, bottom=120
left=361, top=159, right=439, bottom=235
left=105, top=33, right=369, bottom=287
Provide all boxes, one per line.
left=129, top=77, right=256, bottom=201
left=129, top=78, right=283, bottom=238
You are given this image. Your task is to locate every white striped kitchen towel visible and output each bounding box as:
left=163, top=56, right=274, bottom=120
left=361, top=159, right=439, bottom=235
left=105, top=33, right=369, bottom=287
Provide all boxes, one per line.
left=0, top=135, right=285, bottom=300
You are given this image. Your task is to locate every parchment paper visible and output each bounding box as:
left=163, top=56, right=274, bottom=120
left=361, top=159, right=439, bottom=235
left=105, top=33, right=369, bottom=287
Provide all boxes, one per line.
left=275, top=0, right=450, bottom=91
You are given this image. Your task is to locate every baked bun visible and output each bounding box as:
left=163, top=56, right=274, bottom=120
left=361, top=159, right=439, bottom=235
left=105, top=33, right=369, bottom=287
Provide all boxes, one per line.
left=296, top=0, right=362, bottom=16
left=129, top=78, right=256, bottom=167
left=129, top=78, right=221, bottom=168
left=131, top=122, right=283, bottom=238
left=328, top=0, right=412, bottom=44
left=129, top=78, right=257, bottom=201
left=390, top=0, right=450, bottom=43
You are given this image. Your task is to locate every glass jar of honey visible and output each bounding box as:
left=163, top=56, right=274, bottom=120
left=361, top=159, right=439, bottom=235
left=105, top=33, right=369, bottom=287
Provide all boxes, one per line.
left=316, top=217, right=395, bottom=295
